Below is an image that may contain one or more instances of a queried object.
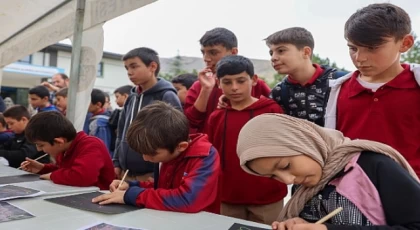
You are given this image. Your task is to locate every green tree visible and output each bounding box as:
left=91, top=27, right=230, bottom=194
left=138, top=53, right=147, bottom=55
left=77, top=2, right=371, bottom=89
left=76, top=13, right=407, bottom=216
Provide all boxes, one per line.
left=312, top=53, right=348, bottom=71
left=401, top=34, right=420, bottom=63
left=171, top=50, right=188, bottom=77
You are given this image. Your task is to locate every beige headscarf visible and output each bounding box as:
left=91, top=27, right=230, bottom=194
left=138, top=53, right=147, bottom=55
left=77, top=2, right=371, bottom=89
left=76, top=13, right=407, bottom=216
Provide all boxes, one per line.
left=237, top=114, right=419, bottom=221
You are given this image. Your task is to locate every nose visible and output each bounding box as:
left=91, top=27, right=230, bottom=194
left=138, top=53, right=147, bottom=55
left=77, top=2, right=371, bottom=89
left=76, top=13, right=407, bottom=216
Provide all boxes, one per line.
left=355, top=51, right=368, bottom=63
left=142, top=154, right=151, bottom=162
left=271, top=53, right=278, bottom=63
left=275, top=172, right=295, bottom=185
left=203, top=53, right=211, bottom=64
left=36, top=146, right=42, bottom=152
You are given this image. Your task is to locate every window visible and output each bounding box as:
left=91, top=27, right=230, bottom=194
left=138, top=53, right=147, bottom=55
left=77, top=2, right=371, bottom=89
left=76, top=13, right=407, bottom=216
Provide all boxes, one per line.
left=18, top=55, right=32, bottom=64
left=97, top=62, right=104, bottom=78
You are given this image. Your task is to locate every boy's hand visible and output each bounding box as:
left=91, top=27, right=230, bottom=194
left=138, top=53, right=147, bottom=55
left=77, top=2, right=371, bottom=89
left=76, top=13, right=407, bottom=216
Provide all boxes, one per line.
left=109, top=180, right=129, bottom=192
left=20, top=157, right=44, bottom=173
left=40, top=173, right=51, bottom=180
left=217, top=94, right=229, bottom=109
left=272, top=218, right=308, bottom=230
left=92, top=190, right=126, bottom=205
left=198, top=68, right=216, bottom=91
left=114, top=167, right=121, bottom=179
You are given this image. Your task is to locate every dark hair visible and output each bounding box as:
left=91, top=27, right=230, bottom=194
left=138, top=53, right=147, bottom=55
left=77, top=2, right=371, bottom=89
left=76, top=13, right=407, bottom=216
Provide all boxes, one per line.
left=216, top=55, right=254, bottom=79
left=26, top=111, right=77, bottom=145
left=55, top=73, right=69, bottom=80
left=345, top=3, right=411, bottom=47
left=265, top=27, right=314, bottom=54
left=114, top=85, right=133, bottom=95
left=127, top=101, right=189, bottom=156
left=3, top=105, right=30, bottom=121
left=122, top=47, right=161, bottom=76
left=171, top=73, right=198, bottom=90
left=199, top=27, right=238, bottom=50
left=29, top=85, right=50, bottom=99
left=56, top=87, right=68, bottom=98
left=0, top=113, right=6, bottom=127
left=91, top=88, right=106, bottom=107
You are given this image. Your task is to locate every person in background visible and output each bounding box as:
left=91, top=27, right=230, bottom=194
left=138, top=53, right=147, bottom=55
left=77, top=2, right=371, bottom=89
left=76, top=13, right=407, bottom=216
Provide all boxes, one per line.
left=28, top=85, right=59, bottom=113
left=171, top=73, right=197, bottom=106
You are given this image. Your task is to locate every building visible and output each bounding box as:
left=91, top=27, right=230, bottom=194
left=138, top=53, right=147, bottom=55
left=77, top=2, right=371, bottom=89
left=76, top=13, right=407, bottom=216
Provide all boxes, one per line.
left=0, top=43, right=131, bottom=108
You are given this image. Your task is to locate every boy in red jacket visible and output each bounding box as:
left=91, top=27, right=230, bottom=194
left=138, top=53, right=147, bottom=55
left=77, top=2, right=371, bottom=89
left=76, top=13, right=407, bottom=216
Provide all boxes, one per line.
left=20, top=111, right=114, bottom=190
left=207, top=55, right=287, bottom=224
left=92, top=101, right=220, bottom=214
left=184, top=27, right=270, bottom=134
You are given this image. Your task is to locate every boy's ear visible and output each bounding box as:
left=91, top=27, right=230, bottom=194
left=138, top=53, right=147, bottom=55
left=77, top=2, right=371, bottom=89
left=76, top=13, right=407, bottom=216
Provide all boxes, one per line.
left=53, top=137, right=66, bottom=145
left=302, top=46, right=312, bottom=59
left=21, top=117, right=29, bottom=123
left=231, top=47, right=239, bottom=55
left=216, top=78, right=221, bottom=88
left=148, top=61, right=158, bottom=75
left=400, top=34, right=414, bottom=53
left=177, top=141, right=189, bottom=152
left=251, top=74, right=259, bottom=86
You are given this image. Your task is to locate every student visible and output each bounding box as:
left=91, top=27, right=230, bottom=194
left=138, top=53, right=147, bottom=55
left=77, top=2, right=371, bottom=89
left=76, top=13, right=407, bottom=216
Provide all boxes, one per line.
left=184, top=27, right=271, bottom=133
left=87, top=89, right=113, bottom=154
left=28, top=85, right=59, bottom=113
left=208, top=55, right=286, bottom=224
left=114, top=85, right=133, bottom=108
left=113, top=47, right=182, bottom=181
left=92, top=101, right=220, bottom=214
left=55, top=87, right=68, bottom=115
left=0, top=105, right=48, bottom=168
left=171, top=73, right=197, bottom=105
left=0, top=113, right=14, bottom=145
left=20, top=111, right=114, bottom=190
left=324, top=3, right=420, bottom=177
left=237, top=114, right=420, bottom=230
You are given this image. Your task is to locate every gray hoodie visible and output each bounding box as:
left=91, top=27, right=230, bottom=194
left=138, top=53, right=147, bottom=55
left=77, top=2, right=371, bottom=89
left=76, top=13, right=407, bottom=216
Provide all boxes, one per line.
left=113, top=78, right=182, bottom=175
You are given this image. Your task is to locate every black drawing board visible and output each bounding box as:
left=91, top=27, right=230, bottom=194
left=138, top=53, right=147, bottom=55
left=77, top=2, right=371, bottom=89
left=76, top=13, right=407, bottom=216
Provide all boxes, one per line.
left=45, top=191, right=140, bottom=214
left=0, top=173, right=41, bottom=185
left=0, top=201, right=34, bottom=223
left=228, top=223, right=271, bottom=230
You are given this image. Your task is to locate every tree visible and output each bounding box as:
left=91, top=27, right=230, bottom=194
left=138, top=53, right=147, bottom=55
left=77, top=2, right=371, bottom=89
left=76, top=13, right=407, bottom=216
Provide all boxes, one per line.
left=170, top=50, right=188, bottom=77
left=312, top=53, right=348, bottom=71
left=401, top=34, right=420, bottom=63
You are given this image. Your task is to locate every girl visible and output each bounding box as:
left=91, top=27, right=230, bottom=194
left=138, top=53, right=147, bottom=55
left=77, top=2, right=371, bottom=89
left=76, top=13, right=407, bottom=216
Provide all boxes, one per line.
left=236, top=114, right=420, bottom=230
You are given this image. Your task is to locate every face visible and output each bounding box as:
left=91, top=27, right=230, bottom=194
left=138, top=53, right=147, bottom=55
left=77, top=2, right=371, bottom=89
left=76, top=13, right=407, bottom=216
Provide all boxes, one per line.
left=218, top=72, right=257, bottom=104
left=4, top=117, right=28, bottom=134
left=52, top=74, right=68, bottom=88
left=104, top=97, right=111, bottom=110
left=124, top=57, right=157, bottom=86
left=348, top=36, right=413, bottom=77
left=55, top=96, right=67, bottom=111
left=247, top=155, right=322, bottom=187
left=33, top=138, right=67, bottom=157
left=201, top=45, right=237, bottom=73
left=29, top=94, right=48, bottom=108
left=115, top=93, right=128, bottom=107
left=269, top=43, right=311, bottom=75
left=88, top=102, right=102, bottom=114
left=142, top=142, right=189, bottom=163
left=172, top=83, right=187, bottom=104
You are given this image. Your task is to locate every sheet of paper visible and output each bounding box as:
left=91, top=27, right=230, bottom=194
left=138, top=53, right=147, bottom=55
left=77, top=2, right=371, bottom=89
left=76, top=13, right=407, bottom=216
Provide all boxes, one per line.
left=0, top=185, right=45, bottom=201
left=14, top=180, right=98, bottom=196
left=45, top=191, right=140, bottom=214
left=228, top=223, right=271, bottom=230
left=0, top=201, right=34, bottom=223
left=0, top=173, right=41, bottom=185
left=78, top=222, right=147, bottom=230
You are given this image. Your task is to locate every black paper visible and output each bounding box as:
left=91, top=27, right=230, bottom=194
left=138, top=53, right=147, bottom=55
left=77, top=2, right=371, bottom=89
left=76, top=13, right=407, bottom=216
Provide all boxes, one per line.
left=0, top=201, right=34, bottom=223
left=45, top=191, right=140, bottom=214
left=0, top=174, right=41, bottom=185
left=228, top=223, right=271, bottom=230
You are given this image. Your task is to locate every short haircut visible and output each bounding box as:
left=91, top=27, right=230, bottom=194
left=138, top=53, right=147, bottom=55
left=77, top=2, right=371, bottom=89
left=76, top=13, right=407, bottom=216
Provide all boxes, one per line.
left=0, top=113, right=6, bottom=127
left=3, top=105, right=31, bottom=121
left=127, top=101, right=189, bottom=155
left=122, top=47, right=161, bottom=76
left=345, top=3, right=411, bottom=47
left=56, top=73, right=69, bottom=80
left=216, top=55, right=254, bottom=79
left=171, top=73, right=198, bottom=90
left=29, top=85, right=50, bottom=99
left=265, top=27, right=315, bottom=52
left=114, top=85, right=133, bottom=95
left=199, top=27, right=238, bottom=50
left=25, top=111, right=77, bottom=145
left=91, top=88, right=106, bottom=107
left=56, top=87, right=68, bottom=98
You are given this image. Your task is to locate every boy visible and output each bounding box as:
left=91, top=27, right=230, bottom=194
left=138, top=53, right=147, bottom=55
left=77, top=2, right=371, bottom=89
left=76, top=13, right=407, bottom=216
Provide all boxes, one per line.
left=92, top=101, right=220, bottom=214
left=113, top=47, right=182, bottom=181
left=87, top=88, right=113, bottom=154
left=171, top=73, right=197, bottom=105
left=324, top=3, right=420, bottom=177
left=55, top=87, right=68, bottom=115
left=207, top=55, right=286, bottom=224
left=266, top=27, right=347, bottom=127
left=20, top=111, right=114, bottom=190
left=0, top=105, right=48, bottom=168
left=0, top=113, right=14, bottom=145
left=114, top=85, right=133, bottom=108
left=184, top=27, right=271, bottom=134
left=28, top=85, right=59, bottom=113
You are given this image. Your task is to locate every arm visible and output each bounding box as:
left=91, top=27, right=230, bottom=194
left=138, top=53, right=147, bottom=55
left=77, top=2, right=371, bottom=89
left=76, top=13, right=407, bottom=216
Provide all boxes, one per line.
left=113, top=97, right=130, bottom=167
left=184, top=82, right=209, bottom=129
left=269, top=82, right=285, bottom=110
left=162, top=91, right=183, bottom=112
left=129, top=181, right=154, bottom=189
left=124, top=147, right=220, bottom=213
left=38, top=163, right=59, bottom=174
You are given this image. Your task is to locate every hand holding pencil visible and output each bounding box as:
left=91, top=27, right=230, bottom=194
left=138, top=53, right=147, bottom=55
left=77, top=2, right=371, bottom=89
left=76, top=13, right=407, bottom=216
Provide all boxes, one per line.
left=109, top=170, right=129, bottom=192
left=19, top=154, right=48, bottom=173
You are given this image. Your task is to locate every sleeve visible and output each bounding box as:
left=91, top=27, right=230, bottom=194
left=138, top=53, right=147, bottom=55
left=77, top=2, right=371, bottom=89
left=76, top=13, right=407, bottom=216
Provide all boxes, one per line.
left=38, top=163, right=59, bottom=174
left=326, top=154, right=420, bottom=230
left=184, top=82, right=207, bottom=130
left=94, top=125, right=112, bottom=153
left=49, top=142, right=106, bottom=187
left=206, top=114, right=216, bottom=144
left=256, top=78, right=271, bottom=97
left=0, top=143, right=41, bottom=168
left=113, top=97, right=130, bottom=167
left=162, top=91, right=183, bottom=112
left=123, top=147, right=220, bottom=213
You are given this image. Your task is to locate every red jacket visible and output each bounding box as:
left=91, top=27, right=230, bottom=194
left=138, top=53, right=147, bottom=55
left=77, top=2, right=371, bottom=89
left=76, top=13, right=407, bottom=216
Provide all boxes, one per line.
left=185, top=78, right=271, bottom=134
left=38, top=132, right=114, bottom=190
left=123, top=134, right=221, bottom=213
left=208, top=96, right=288, bottom=205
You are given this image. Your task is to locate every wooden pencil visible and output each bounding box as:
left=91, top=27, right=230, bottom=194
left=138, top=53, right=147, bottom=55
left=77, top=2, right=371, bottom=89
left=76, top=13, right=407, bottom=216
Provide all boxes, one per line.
left=18, top=153, right=49, bottom=170
left=315, top=207, right=343, bottom=224
left=117, top=170, right=129, bottom=190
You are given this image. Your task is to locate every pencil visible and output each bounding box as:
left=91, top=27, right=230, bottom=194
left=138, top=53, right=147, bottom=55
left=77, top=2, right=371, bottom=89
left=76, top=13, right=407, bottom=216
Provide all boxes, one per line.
left=18, top=153, right=49, bottom=170
left=315, top=207, right=343, bottom=224
left=118, top=170, right=129, bottom=190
